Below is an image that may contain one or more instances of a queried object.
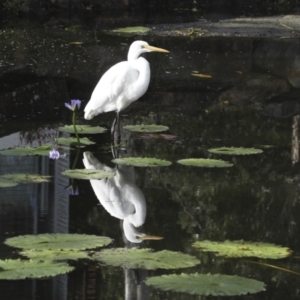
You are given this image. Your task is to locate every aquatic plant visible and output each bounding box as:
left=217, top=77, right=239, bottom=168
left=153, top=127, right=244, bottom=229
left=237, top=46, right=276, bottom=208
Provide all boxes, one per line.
left=64, top=99, right=82, bottom=145
left=64, top=99, right=81, bottom=111
left=49, top=149, right=60, bottom=160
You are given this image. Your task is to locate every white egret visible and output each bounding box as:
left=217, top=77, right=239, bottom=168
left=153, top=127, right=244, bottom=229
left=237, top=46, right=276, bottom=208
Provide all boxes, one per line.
left=83, top=151, right=163, bottom=243
left=84, top=40, right=169, bottom=120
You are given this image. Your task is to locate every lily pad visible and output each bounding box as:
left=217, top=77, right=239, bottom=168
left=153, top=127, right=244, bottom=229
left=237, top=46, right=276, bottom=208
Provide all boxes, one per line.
left=111, top=26, right=151, bottom=33
left=0, top=259, right=74, bottom=280
left=21, top=249, right=91, bottom=261
left=58, top=125, right=107, bottom=134
left=0, top=145, right=51, bottom=156
left=56, top=137, right=95, bottom=146
left=123, top=124, right=169, bottom=133
left=0, top=174, right=51, bottom=188
left=5, top=233, right=112, bottom=251
left=92, top=248, right=200, bottom=270
left=192, top=240, right=291, bottom=259
left=61, top=169, right=115, bottom=180
left=112, top=157, right=171, bottom=167
left=146, top=273, right=265, bottom=296
left=177, top=158, right=233, bottom=168
left=208, top=147, right=263, bottom=155
left=0, top=178, right=18, bottom=187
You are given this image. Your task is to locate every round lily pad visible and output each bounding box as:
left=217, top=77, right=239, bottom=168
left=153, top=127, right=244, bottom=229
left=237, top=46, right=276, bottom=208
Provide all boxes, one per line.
left=21, top=249, right=91, bottom=261
left=58, top=125, right=107, bottom=134
left=146, top=273, right=265, bottom=296
left=112, top=157, right=172, bottom=167
left=123, top=124, right=169, bottom=133
left=0, top=259, right=74, bottom=280
left=0, top=174, right=51, bottom=188
left=5, top=233, right=112, bottom=251
left=93, top=248, right=200, bottom=270
left=0, top=145, right=51, bottom=156
left=0, top=178, right=18, bottom=187
left=61, top=169, right=115, bottom=180
left=177, top=158, right=233, bottom=168
left=111, top=26, right=151, bottom=33
left=208, top=147, right=263, bottom=155
left=56, top=137, right=95, bottom=146
left=192, top=240, right=291, bottom=259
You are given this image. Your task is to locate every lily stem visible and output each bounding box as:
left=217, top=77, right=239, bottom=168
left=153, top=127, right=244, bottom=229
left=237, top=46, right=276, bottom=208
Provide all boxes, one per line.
left=72, top=111, right=80, bottom=145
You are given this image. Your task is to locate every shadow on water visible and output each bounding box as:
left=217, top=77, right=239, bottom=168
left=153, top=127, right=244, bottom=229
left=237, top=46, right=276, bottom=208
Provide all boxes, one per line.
left=0, top=23, right=300, bottom=300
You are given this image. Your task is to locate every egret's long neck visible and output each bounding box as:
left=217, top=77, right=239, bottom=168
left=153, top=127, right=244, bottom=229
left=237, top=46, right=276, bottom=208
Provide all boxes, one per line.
left=128, top=48, right=145, bottom=61
left=130, top=57, right=151, bottom=100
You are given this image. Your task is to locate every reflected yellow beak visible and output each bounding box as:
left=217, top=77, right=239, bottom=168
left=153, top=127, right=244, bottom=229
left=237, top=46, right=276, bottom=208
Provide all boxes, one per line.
left=138, top=235, right=164, bottom=241
left=144, top=45, right=169, bottom=53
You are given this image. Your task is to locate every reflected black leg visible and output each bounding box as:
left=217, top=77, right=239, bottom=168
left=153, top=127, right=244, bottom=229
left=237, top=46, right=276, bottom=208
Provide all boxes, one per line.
left=111, top=116, right=117, bottom=144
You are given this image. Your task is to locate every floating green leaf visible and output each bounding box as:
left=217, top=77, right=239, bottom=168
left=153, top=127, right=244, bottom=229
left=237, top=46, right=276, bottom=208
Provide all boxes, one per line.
left=0, top=145, right=51, bottom=156
left=65, top=25, right=82, bottom=31
left=0, top=178, right=18, bottom=187
left=123, top=124, right=169, bottom=133
left=93, top=248, right=200, bottom=270
left=61, top=169, right=115, bottom=180
left=56, top=137, right=95, bottom=146
left=192, top=240, right=291, bottom=259
left=0, top=174, right=51, bottom=189
left=5, top=234, right=112, bottom=251
left=208, top=147, right=263, bottom=155
left=146, top=273, right=265, bottom=296
left=112, top=157, right=171, bottom=167
left=177, top=158, right=233, bottom=168
left=111, top=26, right=151, bottom=33
left=21, top=249, right=91, bottom=261
left=0, top=259, right=74, bottom=280
left=58, top=125, right=107, bottom=134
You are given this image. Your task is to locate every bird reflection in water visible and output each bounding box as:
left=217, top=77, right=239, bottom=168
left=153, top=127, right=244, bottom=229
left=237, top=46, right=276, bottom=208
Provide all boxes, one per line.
left=83, top=151, right=163, bottom=244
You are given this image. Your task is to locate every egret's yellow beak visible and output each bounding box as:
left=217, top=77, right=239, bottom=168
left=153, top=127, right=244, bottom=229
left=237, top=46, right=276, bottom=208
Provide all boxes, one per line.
left=138, top=235, right=164, bottom=241
left=144, top=45, right=169, bottom=53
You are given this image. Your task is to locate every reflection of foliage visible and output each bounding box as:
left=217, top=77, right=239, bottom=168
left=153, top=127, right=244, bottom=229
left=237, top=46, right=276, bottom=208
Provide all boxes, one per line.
left=2, top=0, right=30, bottom=13
left=129, top=109, right=299, bottom=246
left=19, top=128, right=58, bottom=146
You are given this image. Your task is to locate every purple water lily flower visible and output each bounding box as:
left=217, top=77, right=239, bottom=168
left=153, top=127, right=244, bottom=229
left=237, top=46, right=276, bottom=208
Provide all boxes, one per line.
left=49, top=149, right=60, bottom=160
left=65, top=99, right=81, bottom=111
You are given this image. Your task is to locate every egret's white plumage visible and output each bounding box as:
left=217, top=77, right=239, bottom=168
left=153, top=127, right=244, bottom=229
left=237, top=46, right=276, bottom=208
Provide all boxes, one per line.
left=84, top=40, right=169, bottom=120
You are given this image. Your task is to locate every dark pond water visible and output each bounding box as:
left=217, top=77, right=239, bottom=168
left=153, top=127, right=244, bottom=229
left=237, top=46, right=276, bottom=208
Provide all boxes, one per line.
left=1, top=24, right=300, bottom=300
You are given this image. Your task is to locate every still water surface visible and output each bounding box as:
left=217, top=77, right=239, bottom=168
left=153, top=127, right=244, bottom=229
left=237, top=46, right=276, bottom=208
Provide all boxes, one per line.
left=0, top=26, right=300, bottom=299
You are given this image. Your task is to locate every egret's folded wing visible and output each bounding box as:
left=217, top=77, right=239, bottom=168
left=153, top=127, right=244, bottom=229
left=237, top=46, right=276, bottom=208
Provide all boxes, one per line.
left=84, top=61, right=136, bottom=119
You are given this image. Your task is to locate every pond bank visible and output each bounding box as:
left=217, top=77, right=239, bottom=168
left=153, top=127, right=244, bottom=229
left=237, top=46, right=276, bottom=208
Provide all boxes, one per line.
left=148, top=15, right=300, bottom=38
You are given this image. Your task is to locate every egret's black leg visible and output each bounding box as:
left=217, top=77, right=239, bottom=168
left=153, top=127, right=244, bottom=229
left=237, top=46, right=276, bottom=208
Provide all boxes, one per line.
left=117, top=112, right=121, bottom=144
left=111, top=116, right=117, bottom=145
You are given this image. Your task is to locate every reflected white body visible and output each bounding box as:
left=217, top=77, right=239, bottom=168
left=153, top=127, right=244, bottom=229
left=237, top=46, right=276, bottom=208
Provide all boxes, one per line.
left=84, top=40, right=169, bottom=120
left=83, top=152, right=146, bottom=243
